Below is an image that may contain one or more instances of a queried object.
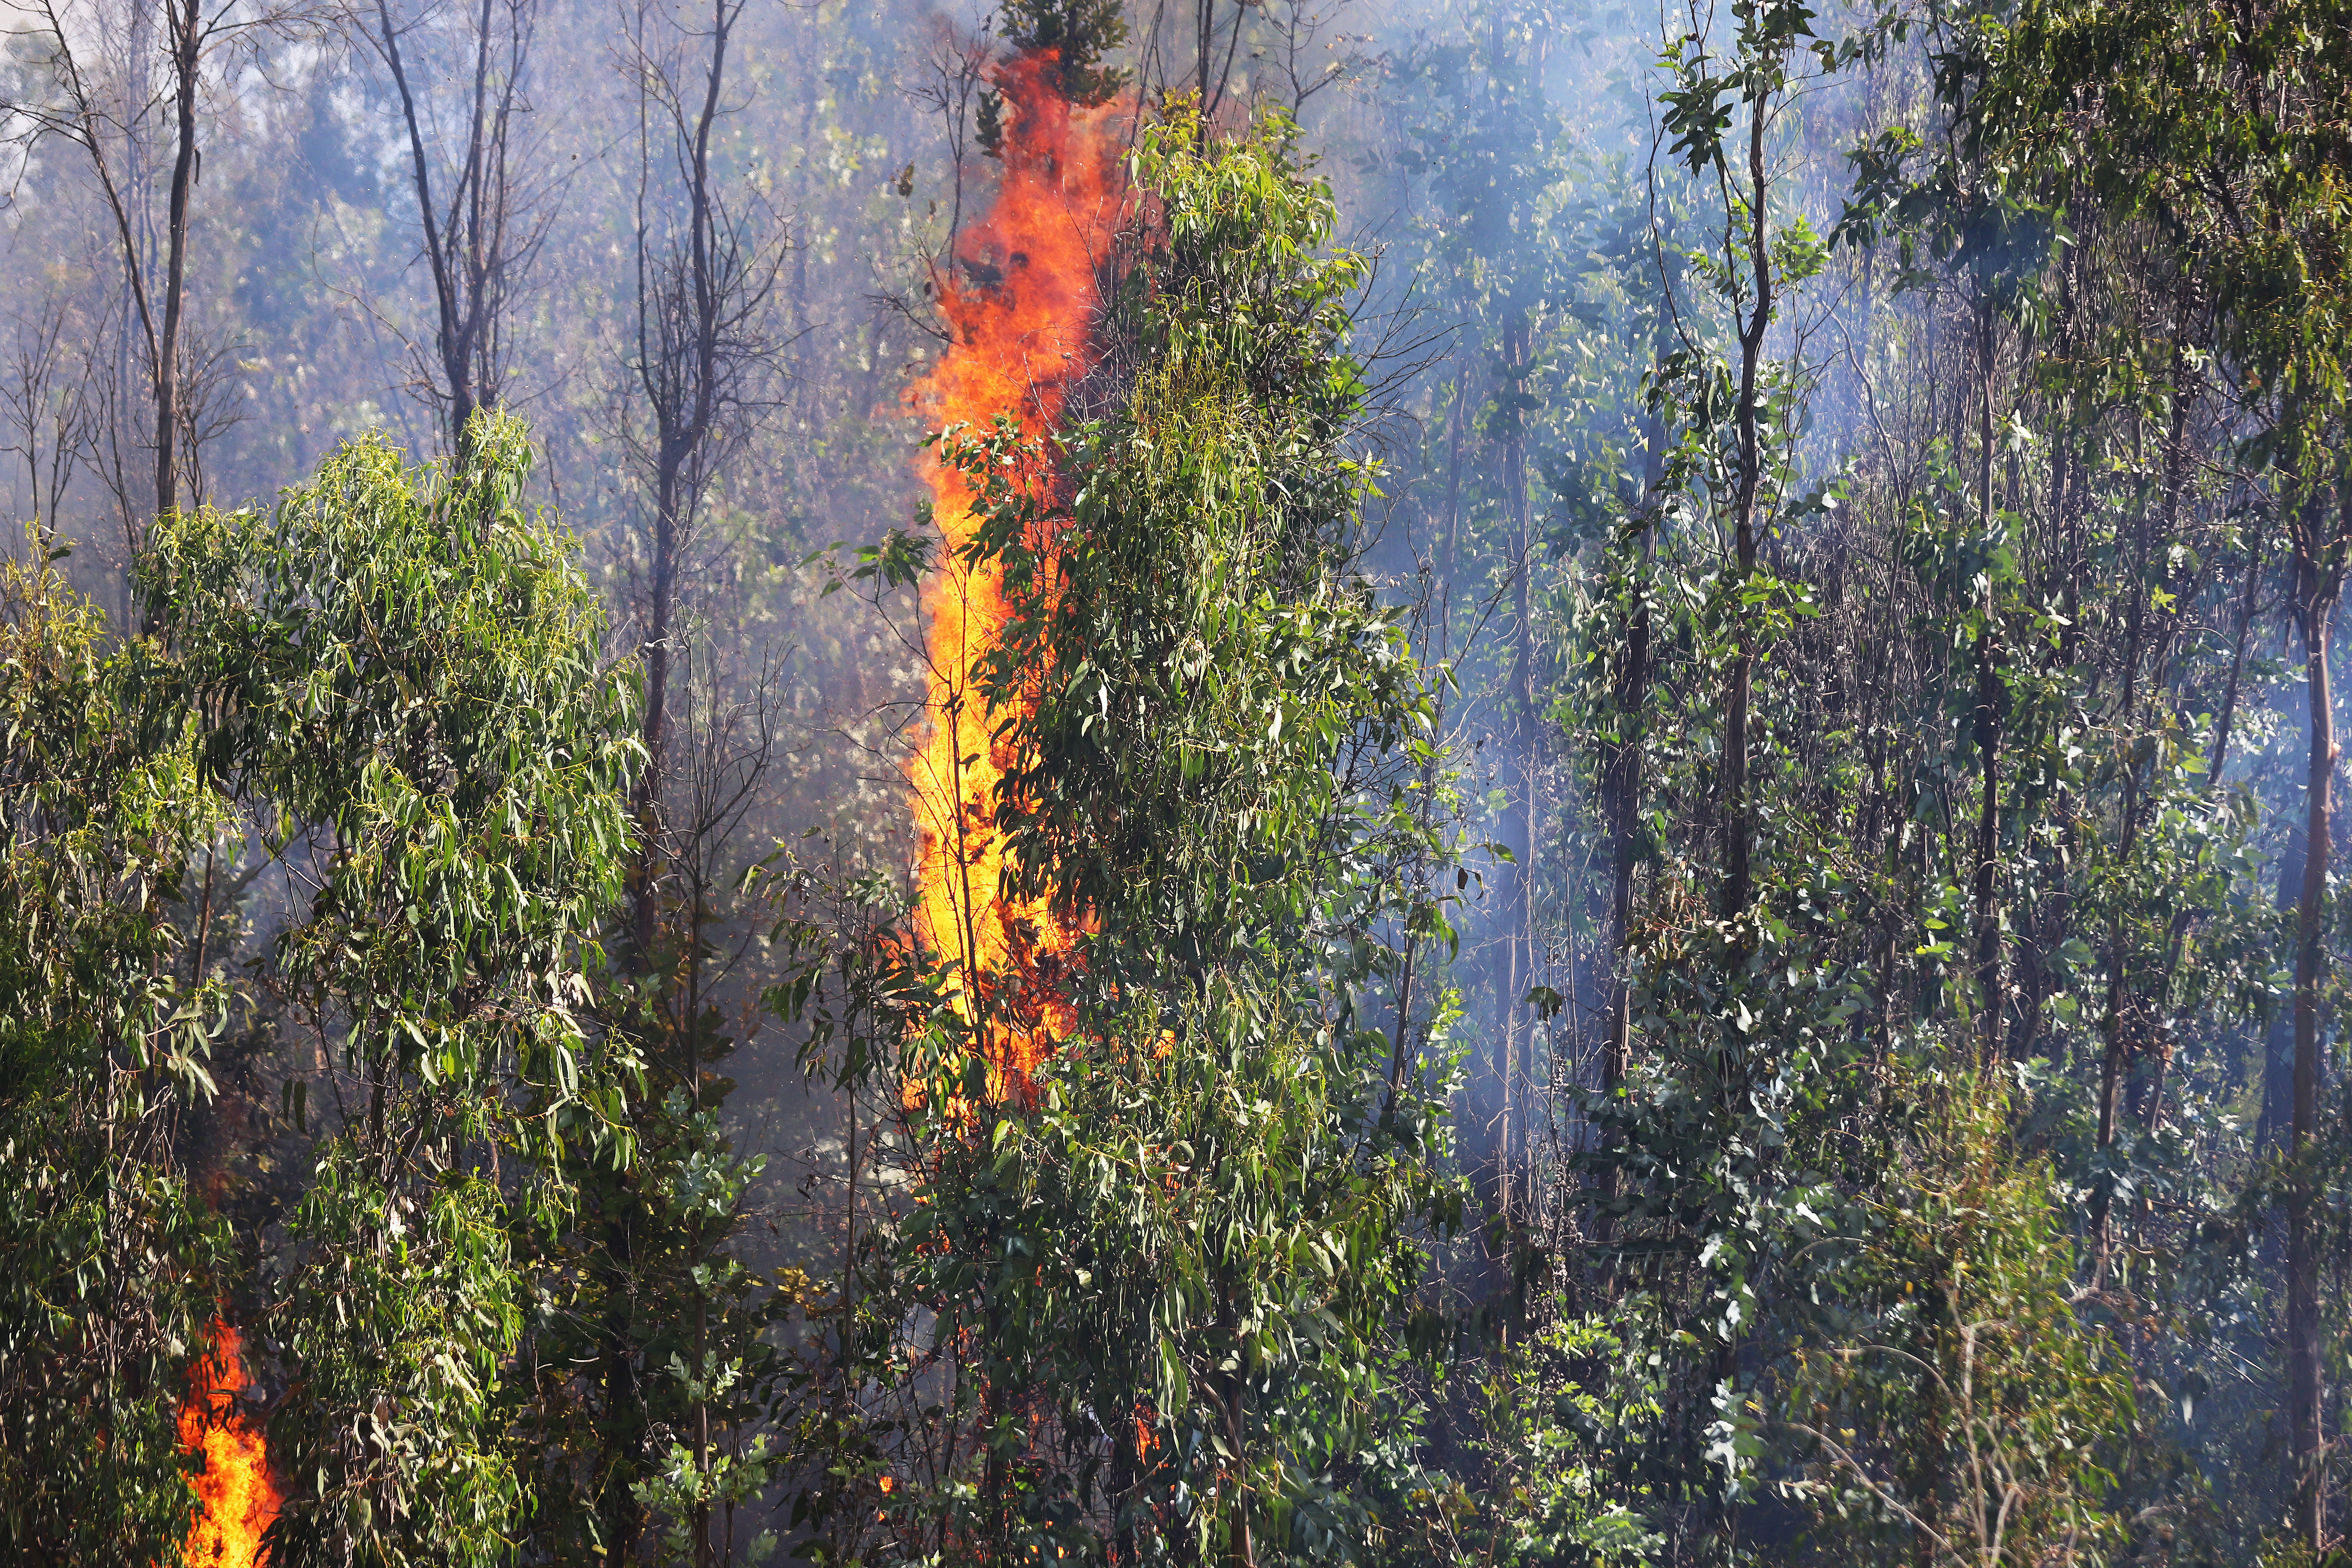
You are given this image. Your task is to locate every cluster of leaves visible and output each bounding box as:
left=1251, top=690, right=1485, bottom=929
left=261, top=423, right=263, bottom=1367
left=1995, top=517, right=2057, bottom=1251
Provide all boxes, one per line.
left=0, top=542, right=234, bottom=1565
left=1779, top=1079, right=2137, bottom=1568
left=0, top=411, right=660, bottom=1565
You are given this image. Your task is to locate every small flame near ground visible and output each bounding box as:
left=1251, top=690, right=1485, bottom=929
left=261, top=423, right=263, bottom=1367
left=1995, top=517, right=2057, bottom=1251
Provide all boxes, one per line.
left=174, top=1315, right=280, bottom=1568
left=903, top=48, right=1126, bottom=1096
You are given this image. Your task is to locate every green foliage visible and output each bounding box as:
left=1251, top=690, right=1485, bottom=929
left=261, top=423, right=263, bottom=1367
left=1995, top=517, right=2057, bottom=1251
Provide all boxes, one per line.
left=994, top=0, right=1129, bottom=106
left=194, top=418, right=635, bottom=1563
left=141, top=415, right=638, bottom=1131
left=1781, top=1081, right=2136, bottom=1568
left=899, top=971, right=1459, bottom=1563
left=1378, top=1318, right=1664, bottom=1568
left=776, top=106, right=1469, bottom=1568
left=0, top=411, right=643, bottom=1566
left=0, top=545, right=233, bottom=1564
left=270, top=1153, right=526, bottom=1565
left=956, top=101, right=1426, bottom=985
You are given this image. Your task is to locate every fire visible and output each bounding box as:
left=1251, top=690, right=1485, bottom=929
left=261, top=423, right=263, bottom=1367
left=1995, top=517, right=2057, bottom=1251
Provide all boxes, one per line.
left=904, top=49, right=1126, bottom=1095
left=173, top=1315, right=280, bottom=1568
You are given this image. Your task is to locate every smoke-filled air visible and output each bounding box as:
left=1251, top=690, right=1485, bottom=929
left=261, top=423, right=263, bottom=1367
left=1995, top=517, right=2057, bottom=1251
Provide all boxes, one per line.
left=1, top=0, right=2348, bottom=1563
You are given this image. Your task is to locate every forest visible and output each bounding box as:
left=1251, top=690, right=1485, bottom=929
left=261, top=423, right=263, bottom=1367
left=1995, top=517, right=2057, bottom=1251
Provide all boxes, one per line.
left=0, top=0, right=2346, bottom=1561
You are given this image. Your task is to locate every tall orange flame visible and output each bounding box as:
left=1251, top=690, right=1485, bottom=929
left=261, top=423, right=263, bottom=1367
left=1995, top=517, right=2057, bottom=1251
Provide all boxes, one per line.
left=173, top=1315, right=280, bottom=1568
left=904, top=51, right=1125, bottom=1095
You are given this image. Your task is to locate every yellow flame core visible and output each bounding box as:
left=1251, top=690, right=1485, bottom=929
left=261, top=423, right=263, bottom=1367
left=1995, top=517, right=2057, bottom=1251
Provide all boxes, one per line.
left=175, top=1316, right=280, bottom=1568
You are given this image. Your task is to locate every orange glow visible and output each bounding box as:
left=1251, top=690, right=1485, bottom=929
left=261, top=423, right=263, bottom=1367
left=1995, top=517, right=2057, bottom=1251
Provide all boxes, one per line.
left=173, top=1315, right=280, bottom=1568
left=904, top=49, right=1126, bottom=1098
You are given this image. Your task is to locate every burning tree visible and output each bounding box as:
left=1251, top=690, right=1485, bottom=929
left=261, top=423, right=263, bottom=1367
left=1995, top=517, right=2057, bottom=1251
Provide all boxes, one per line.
left=0, top=412, right=642, bottom=1566
left=769, top=77, right=1466, bottom=1566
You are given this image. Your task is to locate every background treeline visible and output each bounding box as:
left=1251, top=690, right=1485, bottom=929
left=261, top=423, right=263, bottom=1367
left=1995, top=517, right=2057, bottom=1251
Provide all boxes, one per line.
left=0, top=0, right=2347, bottom=1564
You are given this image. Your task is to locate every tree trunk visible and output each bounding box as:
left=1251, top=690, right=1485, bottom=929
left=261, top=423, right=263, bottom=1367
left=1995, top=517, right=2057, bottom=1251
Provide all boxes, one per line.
left=1598, top=408, right=1662, bottom=1248
left=632, top=466, right=678, bottom=966
left=2288, top=557, right=2333, bottom=1553
left=600, top=1192, right=645, bottom=1560
left=629, top=0, right=735, bottom=969
left=375, top=0, right=527, bottom=462
left=1722, top=86, right=1772, bottom=924
left=1970, top=298, right=2002, bottom=1063
left=1504, top=311, right=1533, bottom=1230
left=155, top=0, right=199, bottom=530
left=1970, top=598, right=2001, bottom=1063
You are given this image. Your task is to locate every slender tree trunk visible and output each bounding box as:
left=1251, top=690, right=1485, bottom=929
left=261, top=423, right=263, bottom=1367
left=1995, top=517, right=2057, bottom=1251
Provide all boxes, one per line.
left=2288, top=545, right=2334, bottom=1553
left=1225, top=1381, right=1256, bottom=1568
left=450, top=0, right=496, bottom=455
left=1722, top=85, right=1772, bottom=924
left=2262, top=815, right=2308, bottom=1155
left=1196, top=0, right=1210, bottom=103
left=1706, top=75, right=1782, bottom=1562
left=1970, top=606, right=2002, bottom=1062
left=601, top=1195, right=644, bottom=1559
left=1970, top=299, right=2003, bottom=1063
left=376, top=0, right=531, bottom=462
left=1504, top=311, right=1533, bottom=1231
left=633, top=463, right=678, bottom=965
left=2090, top=762, right=2142, bottom=1259
left=1598, top=409, right=1662, bottom=1248
left=154, top=0, right=198, bottom=529
left=629, top=0, right=733, bottom=968
left=2091, top=428, right=2164, bottom=1251
left=2142, top=446, right=2250, bottom=1138
left=693, top=1285, right=712, bottom=1567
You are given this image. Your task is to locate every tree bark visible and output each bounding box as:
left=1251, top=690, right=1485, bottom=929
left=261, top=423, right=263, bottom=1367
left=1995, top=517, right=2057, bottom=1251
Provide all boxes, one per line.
left=1503, top=309, right=1533, bottom=1230
left=1597, top=406, right=1662, bottom=1252
left=374, top=0, right=526, bottom=459
left=632, top=468, right=676, bottom=963
left=1969, top=298, right=2002, bottom=1063
left=154, top=0, right=200, bottom=529
left=599, top=1191, right=644, bottom=1560
left=629, top=0, right=739, bottom=966
left=1721, top=80, right=1772, bottom=924
left=2288, top=531, right=2334, bottom=1553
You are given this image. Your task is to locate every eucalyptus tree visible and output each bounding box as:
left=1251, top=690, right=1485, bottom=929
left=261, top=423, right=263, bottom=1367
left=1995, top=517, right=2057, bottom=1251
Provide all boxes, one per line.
left=1971, top=0, right=2352, bottom=1545
left=771, top=101, right=1468, bottom=1568
left=0, top=540, right=234, bottom=1567
left=615, top=0, right=786, bottom=965
left=0, top=410, right=642, bottom=1565
left=575, top=2, right=793, bottom=1555
left=139, top=410, right=640, bottom=1565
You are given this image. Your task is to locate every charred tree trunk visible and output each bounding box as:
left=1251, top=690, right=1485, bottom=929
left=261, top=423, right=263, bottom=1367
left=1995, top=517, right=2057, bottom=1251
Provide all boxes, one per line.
left=627, top=0, right=753, bottom=967
left=607, top=3, right=775, bottom=1554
